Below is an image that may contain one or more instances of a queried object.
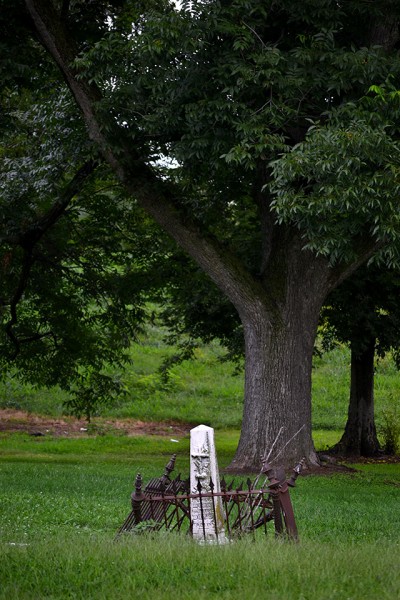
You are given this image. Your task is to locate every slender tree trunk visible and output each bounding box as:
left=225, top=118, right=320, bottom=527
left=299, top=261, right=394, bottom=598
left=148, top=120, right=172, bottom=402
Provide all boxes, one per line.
left=333, top=341, right=380, bottom=456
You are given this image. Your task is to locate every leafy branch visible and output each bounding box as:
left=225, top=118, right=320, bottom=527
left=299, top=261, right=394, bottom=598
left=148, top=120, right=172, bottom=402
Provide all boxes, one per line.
left=4, top=159, right=96, bottom=358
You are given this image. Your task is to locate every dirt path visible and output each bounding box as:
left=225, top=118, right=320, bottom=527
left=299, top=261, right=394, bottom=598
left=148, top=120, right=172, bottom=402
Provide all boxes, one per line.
left=0, top=409, right=192, bottom=437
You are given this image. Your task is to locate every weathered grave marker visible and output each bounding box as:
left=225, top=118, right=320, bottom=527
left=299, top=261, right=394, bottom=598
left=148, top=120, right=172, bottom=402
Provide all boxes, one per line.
left=190, top=424, right=228, bottom=544
left=117, top=426, right=303, bottom=542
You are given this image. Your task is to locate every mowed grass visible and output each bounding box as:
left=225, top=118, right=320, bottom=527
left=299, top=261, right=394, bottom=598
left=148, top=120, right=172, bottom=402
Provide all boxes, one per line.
left=1, top=439, right=399, bottom=544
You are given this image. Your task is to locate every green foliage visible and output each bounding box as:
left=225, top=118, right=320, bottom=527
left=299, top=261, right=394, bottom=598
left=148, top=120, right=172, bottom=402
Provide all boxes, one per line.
left=321, top=266, right=400, bottom=358
left=379, top=401, right=400, bottom=454
left=76, top=0, right=400, bottom=369
left=64, top=370, right=128, bottom=422
left=368, top=81, right=400, bottom=104
left=0, top=82, right=149, bottom=420
left=270, top=106, right=400, bottom=263
left=73, top=0, right=400, bottom=258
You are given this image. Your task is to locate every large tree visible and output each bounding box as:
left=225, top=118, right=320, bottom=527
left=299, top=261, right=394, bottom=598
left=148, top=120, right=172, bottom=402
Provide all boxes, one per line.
left=321, top=266, right=400, bottom=457
left=19, top=0, right=400, bottom=468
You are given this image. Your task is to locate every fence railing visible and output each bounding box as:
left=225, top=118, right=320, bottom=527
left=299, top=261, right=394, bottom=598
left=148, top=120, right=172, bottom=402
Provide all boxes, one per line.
left=117, top=455, right=303, bottom=541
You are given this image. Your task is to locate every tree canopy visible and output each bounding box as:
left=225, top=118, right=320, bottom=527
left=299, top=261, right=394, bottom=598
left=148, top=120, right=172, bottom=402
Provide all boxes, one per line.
left=8, top=0, right=400, bottom=467
left=0, top=24, right=156, bottom=418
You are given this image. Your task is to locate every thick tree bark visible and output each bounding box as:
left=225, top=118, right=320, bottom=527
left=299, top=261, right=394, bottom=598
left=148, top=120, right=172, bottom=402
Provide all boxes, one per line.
left=228, top=238, right=331, bottom=470
left=229, top=312, right=319, bottom=471
left=333, top=341, right=380, bottom=457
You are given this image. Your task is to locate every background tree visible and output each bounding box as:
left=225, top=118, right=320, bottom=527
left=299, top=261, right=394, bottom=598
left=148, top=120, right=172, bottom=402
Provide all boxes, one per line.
left=320, top=266, right=400, bottom=456
left=19, top=0, right=400, bottom=468
left=0, top=28, right=157, bottom=419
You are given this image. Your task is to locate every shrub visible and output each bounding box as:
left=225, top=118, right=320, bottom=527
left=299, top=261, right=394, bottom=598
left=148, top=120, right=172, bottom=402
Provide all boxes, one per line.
left=380, top=402, right=400, bottom=455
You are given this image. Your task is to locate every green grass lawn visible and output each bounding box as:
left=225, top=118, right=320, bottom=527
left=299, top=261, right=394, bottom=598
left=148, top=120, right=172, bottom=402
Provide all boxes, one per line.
left=1, top=324, right=400, bottom=598
left=0, top=434, right=399, bottom=599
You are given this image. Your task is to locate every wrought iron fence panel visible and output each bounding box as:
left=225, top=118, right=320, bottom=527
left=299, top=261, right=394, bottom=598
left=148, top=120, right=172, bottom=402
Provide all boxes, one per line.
left=117, top=455, right=303, bottom=542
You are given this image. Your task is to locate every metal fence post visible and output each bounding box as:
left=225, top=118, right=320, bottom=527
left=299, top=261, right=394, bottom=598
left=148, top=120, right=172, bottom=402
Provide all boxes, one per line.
left=131, top=473, right=145, bottom=525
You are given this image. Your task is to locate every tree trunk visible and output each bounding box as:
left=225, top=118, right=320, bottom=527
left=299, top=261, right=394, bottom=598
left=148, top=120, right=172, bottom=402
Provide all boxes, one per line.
left=227, top=316, right=317, bottom=471
left=333, top=341, right=380, bottom=456
left=227, top=241, right=330, bottom=471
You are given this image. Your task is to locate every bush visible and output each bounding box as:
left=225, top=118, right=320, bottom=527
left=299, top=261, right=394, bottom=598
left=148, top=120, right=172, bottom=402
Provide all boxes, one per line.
left=380, top=402, right=400, bottom=455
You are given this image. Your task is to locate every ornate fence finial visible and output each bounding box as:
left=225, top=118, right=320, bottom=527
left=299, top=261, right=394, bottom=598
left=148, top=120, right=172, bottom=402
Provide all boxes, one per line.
left=288, top=458, right=305, bottom=488
left=161, top=454, right=177, bottom=484
left=131, top=473, right=145, bottom=524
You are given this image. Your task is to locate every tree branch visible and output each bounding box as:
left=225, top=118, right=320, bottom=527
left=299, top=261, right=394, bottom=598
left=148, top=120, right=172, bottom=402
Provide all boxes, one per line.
left=5, top=249, right=34, bottom=359
left=24, top=0, right=275, bottom=320
left=327, top=239, right=386, bottom=293
left=4, top=159, right=96, bottom=357
left=61, top=0, right=70, bottom=20
left=19, top=159, right=96, bottom=250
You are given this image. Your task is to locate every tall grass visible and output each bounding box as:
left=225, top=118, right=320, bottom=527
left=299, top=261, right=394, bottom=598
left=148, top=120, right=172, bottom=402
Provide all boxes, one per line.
left=0, top=438, right=399, bottom=599
left=1, top=534, right=399, bottom=599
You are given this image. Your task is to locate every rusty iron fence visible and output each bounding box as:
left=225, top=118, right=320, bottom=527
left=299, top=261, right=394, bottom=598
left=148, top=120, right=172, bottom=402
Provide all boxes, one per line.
left=117, top=455, right=303, bottom=541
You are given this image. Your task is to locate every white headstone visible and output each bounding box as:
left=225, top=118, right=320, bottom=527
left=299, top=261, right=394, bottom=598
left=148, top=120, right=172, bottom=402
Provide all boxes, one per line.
left=190, top=424, right=228, bottom=544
